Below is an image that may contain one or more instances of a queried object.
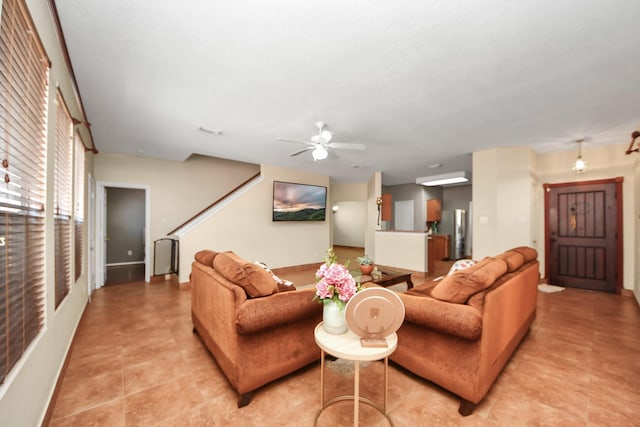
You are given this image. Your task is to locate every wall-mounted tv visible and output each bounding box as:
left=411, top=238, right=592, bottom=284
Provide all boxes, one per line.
left=273, top=181, right=327, bottom=221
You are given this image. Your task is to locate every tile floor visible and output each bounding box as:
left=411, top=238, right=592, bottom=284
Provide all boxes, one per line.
left=48, top=269, right=640, bottom=426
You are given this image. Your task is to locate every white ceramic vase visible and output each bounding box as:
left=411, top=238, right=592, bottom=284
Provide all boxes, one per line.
left=323, top=300, right=347, bottom=335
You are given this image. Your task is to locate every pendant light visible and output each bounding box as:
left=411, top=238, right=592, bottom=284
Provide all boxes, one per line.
left=573, top=139, right=586, bottom=173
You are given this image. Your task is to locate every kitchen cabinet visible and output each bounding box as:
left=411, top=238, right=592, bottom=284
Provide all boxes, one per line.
left=381, top=193, right=392, bottom=221
left=428, top=234, right=450, bottom=272
left=426, top=199, right=442, bottom=222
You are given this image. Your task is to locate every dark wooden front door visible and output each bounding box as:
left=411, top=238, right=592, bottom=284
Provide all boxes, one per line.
left=544, top=178, right=622, bottom=293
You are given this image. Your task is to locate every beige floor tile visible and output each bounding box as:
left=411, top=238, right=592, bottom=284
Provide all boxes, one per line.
left=52, top=369, right=123, bottom=419
left=123, top=375, right=204, bottom=426
left=122, top=350, right=187, bottom=395
left=50, top=399, right=125, bottom=427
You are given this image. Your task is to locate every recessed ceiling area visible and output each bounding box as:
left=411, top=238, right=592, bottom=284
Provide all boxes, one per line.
left=55, top=1, right=640, bottom=185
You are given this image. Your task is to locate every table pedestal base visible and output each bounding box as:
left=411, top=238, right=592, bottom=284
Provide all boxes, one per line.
left=314, top=351, right=393, bottom=427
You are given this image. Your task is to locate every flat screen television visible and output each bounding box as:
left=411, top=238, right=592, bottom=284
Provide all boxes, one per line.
left=272, top=181, right=327, bottom=221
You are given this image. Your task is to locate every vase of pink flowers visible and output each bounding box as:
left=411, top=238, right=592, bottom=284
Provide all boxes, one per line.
left=315, top=248, right=360, bottom=334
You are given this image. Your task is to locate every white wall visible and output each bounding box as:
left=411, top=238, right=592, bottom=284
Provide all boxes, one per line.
left=331, top=182, right=368, bottom=202
left=472, top=147, right=537, bottom=260
left=536, top=143, right=636, bottom=290
left=178, top=164, right=331, bottom=282
left=332, top=201, right=367, bottom=247
left=330, top=182, right=368, bottom=247
left=0, top=1, right=94, bottom=425
left=374, top=231, right=429, bottom=272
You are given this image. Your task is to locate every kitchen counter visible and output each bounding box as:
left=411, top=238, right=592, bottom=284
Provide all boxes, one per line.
left=374, top=230, right=429, bottom=272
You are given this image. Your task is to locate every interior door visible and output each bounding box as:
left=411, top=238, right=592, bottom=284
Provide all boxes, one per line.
left=545, top=179, right=622, bottom=293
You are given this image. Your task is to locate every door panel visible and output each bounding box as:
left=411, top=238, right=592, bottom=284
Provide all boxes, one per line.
left=546, top=180, right=620, bottom=293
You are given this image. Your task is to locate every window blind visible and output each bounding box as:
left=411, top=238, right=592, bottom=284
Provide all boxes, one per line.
left=0, top=0, right=49, bottom=385
left=54, top=91, right=73, bottom=308
left=74, top=134, right=84, bottom=281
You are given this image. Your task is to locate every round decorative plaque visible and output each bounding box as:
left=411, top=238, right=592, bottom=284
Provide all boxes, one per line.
left=344, top=287, right=405, bottom=347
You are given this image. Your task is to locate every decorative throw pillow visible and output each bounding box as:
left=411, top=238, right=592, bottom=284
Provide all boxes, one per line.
left=430, top=272, right=483, bottom=304
left=254, top=261, right=296, bottom=292
left=470, top=258, right=508, bottom=285
left=431, top=259, right=508, bottom=303
left=510, top=246, right=538, bottom=263
left=495, top=251, right=525, bottom=272
left=194, top=249, right=218, bottom=266
left=213, top=252, right=279, bottom=298
left=447, top=259, right=477, bottom=275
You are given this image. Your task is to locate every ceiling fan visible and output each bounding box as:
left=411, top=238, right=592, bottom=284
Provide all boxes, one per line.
left=277, top=121, right=366, bottom=161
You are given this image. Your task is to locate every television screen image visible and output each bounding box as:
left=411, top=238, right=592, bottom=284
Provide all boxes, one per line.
left=273, top=181, right=327, bottom=221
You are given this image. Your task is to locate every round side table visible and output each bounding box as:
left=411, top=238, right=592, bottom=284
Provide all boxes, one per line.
left=314, top=322, right=398, bottom=426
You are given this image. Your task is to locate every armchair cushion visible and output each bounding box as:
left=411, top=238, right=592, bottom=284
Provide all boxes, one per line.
left=235, top=289, right=321, bottom=334
left=213, top=252, right=279, bottom=298
left=400, top=293, right=482, bottom=340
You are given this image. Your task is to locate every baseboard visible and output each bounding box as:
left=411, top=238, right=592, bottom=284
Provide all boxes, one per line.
left=41, top=304, right=88, bottom=427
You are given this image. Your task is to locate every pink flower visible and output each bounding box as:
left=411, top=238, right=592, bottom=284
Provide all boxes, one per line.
left=314, top=259, right=359, bottom=306
left=336, top=278, right=357, bottom=301
left=315, top=278, right=333, bottom=299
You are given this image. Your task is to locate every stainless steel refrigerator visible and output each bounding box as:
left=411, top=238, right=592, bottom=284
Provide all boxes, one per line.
left=440, top=209, right=466, bottom=260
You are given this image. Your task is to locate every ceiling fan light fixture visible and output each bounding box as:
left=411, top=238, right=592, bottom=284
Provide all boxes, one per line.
left=312, top=145, right=328, bottom=161
left=416, top=171, right=468, bottom=186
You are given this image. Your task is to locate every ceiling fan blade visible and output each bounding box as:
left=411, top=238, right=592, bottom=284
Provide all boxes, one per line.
left=290, top=147, right=314, bottom=157
left=276, top=138, right=312, bottom=145
left=328, top=142, right=366, bottom=150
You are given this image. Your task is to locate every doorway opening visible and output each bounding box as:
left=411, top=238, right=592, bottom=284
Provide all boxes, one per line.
left=95, top=182, right=151, bottom=289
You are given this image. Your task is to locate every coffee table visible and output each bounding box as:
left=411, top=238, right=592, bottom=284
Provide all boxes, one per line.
left=351, top=267, right=414, bottom=290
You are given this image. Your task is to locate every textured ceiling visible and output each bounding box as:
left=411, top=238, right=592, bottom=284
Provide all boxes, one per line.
left=55, top=0, right=640, bottom=184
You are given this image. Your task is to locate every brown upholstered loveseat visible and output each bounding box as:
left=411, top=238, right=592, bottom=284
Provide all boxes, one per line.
left=190, top=250, right=322, bottom=407
left=390, top=246, right=539, bottom=416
